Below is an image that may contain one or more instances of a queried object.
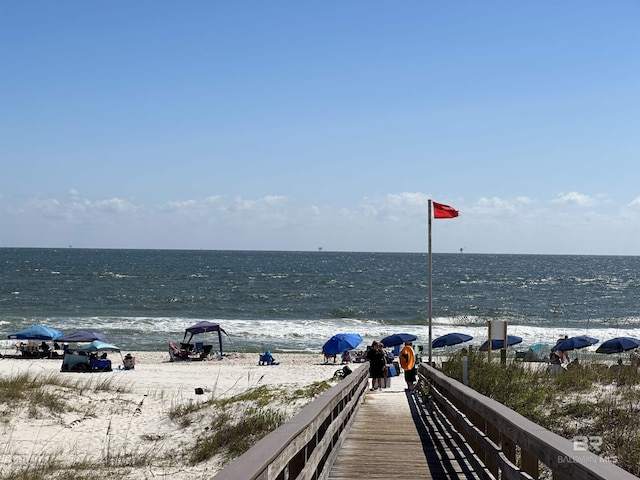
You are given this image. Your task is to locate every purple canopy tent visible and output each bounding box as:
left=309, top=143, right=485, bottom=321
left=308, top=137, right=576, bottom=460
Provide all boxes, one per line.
left=57, top=330, right=107, bottom=343
left=182, top=321, right=228, bottom=355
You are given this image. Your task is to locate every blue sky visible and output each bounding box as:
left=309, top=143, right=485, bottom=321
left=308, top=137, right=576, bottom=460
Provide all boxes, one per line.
left=1, top=1, right=639, bottom=254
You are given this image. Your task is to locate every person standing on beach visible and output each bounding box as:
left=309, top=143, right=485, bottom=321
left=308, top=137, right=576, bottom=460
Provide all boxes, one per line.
left=556, top=336, right=570, bottom=363
left=548, top=350, right=562, bottom=374
left=366, top=341, right=386, bottom=390
left=400, top=342, right=417, bottom=391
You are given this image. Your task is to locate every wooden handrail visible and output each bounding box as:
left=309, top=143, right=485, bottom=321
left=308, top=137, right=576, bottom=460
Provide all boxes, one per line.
left=211, top=365, right=369, bottom=480
left=212, top=361, right=637, bottom=480
left=419, top=363, right=639, bottom=480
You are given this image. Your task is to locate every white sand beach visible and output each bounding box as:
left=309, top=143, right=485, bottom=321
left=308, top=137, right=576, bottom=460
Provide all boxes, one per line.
left=0, top=351, right=369, bottom=479
left=5, top=349, right=625, bottom=479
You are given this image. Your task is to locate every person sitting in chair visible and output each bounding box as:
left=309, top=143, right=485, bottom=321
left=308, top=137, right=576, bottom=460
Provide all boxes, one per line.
left=36, top=341, right=51, bottom=358
left=259, top=350, right=279, bottom=365
left=341, top=350, right=351, bottom=364
left=123, top=353, right=135, bottom=370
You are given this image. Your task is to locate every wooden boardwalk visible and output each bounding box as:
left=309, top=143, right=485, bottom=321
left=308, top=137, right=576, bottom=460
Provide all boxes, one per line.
left=328, top=382, right=483, bottom=480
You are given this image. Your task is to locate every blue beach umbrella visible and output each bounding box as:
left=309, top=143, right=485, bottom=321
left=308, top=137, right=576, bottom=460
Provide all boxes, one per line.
left=479, top=335, right=523, bottom=351
left=595, top=337, right=640, bottom=354
left=551, top=335, right=598, bottom=352
left=7, top=324, right=64, bottom=341
left=381, top=333, right=417, bottom=347
left=322, top=333, right=363, bottom=355
left=432, top=332, right=473, bottom=348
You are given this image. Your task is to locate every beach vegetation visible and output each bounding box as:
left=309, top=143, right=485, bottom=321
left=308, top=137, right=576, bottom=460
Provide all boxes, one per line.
left=440, top=348, right=640, bottom=476
left=212, top=384, right=276, bottom=408
left=0, top=360, right=335, bottom=480
left=289, top=380, right=332, bottom=400
left=0, top=371, right=132, bottom=424
left=168, top=398, right=201, bottom=425
left=164, top=382, right=330, bottom=468
left=190, top=406, right=285, bottom=465
left=0, top=373, right=81, bottom=416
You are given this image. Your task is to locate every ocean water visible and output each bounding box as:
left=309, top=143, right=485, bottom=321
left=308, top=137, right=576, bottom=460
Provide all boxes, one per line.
left=1, top=248, right=639, bottom=354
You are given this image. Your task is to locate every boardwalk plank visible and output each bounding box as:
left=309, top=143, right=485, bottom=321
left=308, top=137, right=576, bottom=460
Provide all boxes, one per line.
left=327, top=384, right=483, bottom=480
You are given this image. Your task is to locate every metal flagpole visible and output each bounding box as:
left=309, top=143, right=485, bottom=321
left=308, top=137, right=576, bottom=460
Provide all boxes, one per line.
left=428, top=199, right=433, bottom=365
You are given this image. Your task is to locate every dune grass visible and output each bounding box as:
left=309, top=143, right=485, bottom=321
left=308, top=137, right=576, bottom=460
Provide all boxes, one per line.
left=167, top=381, right=333, bottom=466
left=439, top=349, right=640, bottom=476
left=0, top=372, right=332, bottom=480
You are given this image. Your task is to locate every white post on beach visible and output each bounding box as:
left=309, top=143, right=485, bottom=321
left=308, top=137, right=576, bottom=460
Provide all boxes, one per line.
left=428, top=199, right=433, bottom=365
left=487, top=320, right=492, bottom=363
left=462, top=355, right=468, bottom=385
left=488, top=319, right=507, bottom=364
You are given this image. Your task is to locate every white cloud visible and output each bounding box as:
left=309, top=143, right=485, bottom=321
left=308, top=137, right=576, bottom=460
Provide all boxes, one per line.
left=384, top=192, right=430, bottom=208
left=24, top=197, right=61, bottom=216
left=473, top=196, right=533, bottom=215
left=628, top=196, right=640, bottom=208
left=229, top=195, right=287, bottom=211
left=166, top=199, right=199, bottom=209
left=92, top=198, right=136, bottom=213
left=551, top=192, right=598, bottom=207
left=19, top=195, right=137, bottom=222
left=2, top=190, right=638, bottom=254
left=358, top=192, right=433, bottom=222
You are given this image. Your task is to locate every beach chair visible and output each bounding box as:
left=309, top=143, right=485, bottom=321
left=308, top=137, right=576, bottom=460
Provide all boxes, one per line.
left=90, top=358, right=112, bottom=372
left=200, top=344, right=213, bottom=359
left=323, top=352, right=337, bottom=364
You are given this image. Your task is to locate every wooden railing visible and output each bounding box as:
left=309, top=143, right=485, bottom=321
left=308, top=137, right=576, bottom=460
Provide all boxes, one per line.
left=211, top=365, right=369, bottom=480
left=418, top=362, right=639, bottom=480
left=211, top=361, right=638, bottom=480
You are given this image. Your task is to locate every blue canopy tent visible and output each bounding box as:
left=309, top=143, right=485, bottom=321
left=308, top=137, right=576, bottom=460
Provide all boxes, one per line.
left=61, top=340, right=122, bottom=373
left=75, top=340, right=121, bottom=353
left=182, top=321, right=229, bottom=355
left=523, top=343, right=552, bottom=362
left=7, top=324, right=64, bottom=341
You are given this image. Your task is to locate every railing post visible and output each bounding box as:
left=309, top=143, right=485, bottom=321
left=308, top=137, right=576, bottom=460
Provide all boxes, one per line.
left=501, top=432, right=516, bottom=464
left=486, top=421, right=501, bottom=477
left=520, top=448, right=539, bottom=478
